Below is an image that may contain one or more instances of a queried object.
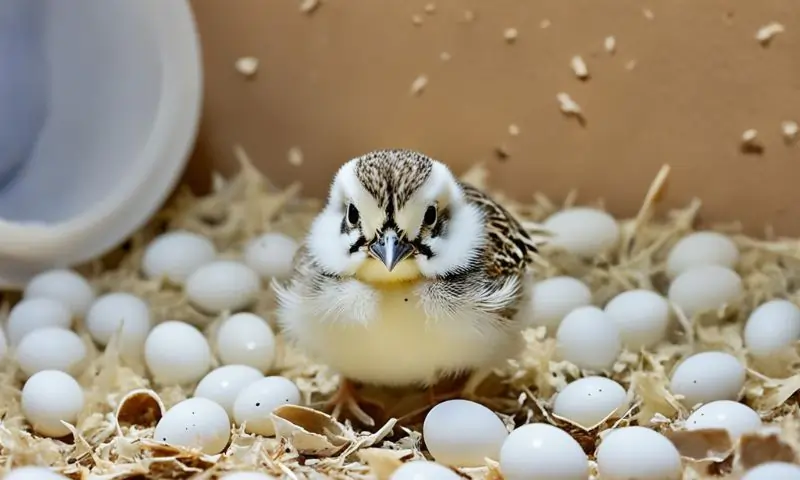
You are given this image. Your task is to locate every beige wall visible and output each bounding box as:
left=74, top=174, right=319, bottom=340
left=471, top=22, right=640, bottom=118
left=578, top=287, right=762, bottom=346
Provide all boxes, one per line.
left=186, top=0, right=800, bottom=235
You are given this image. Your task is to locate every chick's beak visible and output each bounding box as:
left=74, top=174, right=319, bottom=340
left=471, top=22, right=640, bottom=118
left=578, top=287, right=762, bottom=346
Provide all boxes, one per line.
left=368, top=230, right=416, bottom=272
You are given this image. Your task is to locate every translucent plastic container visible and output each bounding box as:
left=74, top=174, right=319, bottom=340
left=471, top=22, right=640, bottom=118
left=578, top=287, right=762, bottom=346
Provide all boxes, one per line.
left=0, top=0, right=202, bottom=288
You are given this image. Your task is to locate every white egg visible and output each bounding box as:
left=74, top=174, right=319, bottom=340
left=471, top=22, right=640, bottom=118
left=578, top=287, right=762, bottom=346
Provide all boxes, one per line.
left=24, top=268, right=95, bottom=317
left=244, top=232, right=299, bottom=280
left=744, top=300, right=800, bottom=358
left=556, top=306, right=622, bottom=371
left=529, top=276, right=593, bottom=330
left=233, top=376, right=301, bottom=436
left=686, top=400, right=762, bottom=439
left=542, top=207, right=620, bottom=258
left=144, top=321, right=211, bottom=386
left=666, top=231, right=739, bottom=278
left=553, top=376, right=628, bottom=428
left=154, top=397, right=231, bottom=454
left=603, top=289, right=670, bottom=349
left=668, top=265, right=742, bottom=317
left=142, top=230, right=217, bottom=285
left=85, top=292, right=152, bottom=364
left=742, top=462, right=800, bottom=480
left=16, top=327, right=87, bottom=378
left=4, top=467, right=70, bottom=480
left=216, top=313, right=276, bottom=373
left=185, top=261, right=261, bottom=314
left=389, top=461, right=461, bottom=480
left=21, top=370, right=85, bottom=438
left=194, top=365, right=264, bottom=418
left=670, top=351, right=745, bottom=407
left=219, top=472, right=278, bottom=480
left=499, top=423, right=588, bottom=480
left=596, top=426, right=682, bottom=480
left=7, top=297, right=73, bottom=345
left=422, top=399, right=508, bottom=467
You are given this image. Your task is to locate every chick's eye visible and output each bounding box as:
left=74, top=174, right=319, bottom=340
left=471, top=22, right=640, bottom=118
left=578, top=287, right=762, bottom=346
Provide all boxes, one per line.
left=347, top=204, right=360, bottom=225
left=423, top=205, right=437, bottom=226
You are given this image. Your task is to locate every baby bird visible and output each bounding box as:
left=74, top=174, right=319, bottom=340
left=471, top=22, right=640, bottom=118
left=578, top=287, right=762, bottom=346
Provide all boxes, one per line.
left=273, top=149, right=538, bottom=425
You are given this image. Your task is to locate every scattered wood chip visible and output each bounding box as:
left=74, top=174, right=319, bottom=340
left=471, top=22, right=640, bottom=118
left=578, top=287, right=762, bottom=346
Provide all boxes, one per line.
left=410, top=75, right=429, bottom=96
left=424, top=3, right=436, bottom=14
left=570, top=56, right=589, bottom=80
left=508, top=124, right=520, bottom=136
left=755, top=22, right=785, bottom=46
left=504, top=28, right=519, bottom=43
left=439, top=52, right=452, bottom=62
left=781, top=120, right=798, bottom=144
left=556, top=92, right=585, bottom=124
left=540, top=19, right=551, bottom=29
left=288, top=147, right=304, bottom=167
left=740, top=129, right=764, bottom=154
left=625, top=59, right=637, bottom=71
left=604, top=36, right=616, bottom=54
left=463, top=10, right=475, bottom=22
left=234, top=57, right=259, bottom=77
left=299, top=0, right=321, bottom=15
left=411, top=14, right=424, bottom=26
left=643, top=8, right=655, bottom=20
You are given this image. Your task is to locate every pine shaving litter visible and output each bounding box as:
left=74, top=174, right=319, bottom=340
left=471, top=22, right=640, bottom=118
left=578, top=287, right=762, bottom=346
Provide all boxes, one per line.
left=409, top=75, right=428, bottom=96
left=288, top=147, right=304, bottom=167
left=604, top=36, right=616, bottom=54
left=570, top=56, right=589, bottom=80
left=782, top=120, right=798, bottom=143
left=234, top=57, right=259, bottom=77
left=299, top=0, right=321, bottom=15
left=3, top=145, right=800, bottom=479
left=503, top=28, right=518, bottom=43
left=755, top=22, right=785, bottom=46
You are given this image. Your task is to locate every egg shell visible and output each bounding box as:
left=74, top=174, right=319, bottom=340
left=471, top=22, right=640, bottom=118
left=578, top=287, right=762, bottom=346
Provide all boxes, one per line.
left=24, top=268, right=95, bottom=317
left=542, top=207, right=620, bottom=258
left=422, top=399, right=508, bottom=467
left=16, top=327, right=87, bottom=378
left=218, top=473, right=278, bottom=480
left=744, top=300, right=800, bottom=358
left=603, top=289, right=670, bottom=349
left=666, top=231, right=739, bottom=278
left=556, top=306, right=622, bottom=371
left=499, top=423, right=588, bottom=480
left=389, top=461, right=462, bottom=480
left=233, top=376, right=301, bottom=436
left=529, top=276, right=593, bottom=330
left=141, top=230, right=217, bottom=285
left=553, top=376, right=628, bottom=428
left=742, top=462, right=800, bottom=479
left=216, top=313, right=276, bottom=373
left=21, top=370, right=85, bottom=438
left=668, top=265, right=742, bottom=317
left=194, top=365, right=264, bottom=418
left=85, top=292, right=152, bottom=364
left=596, top=426, right=682, bottom=480
left=670, top=351, right=745, bottom=407
left=3, top=467, right=71, bottom=480
left=244, top=233, right=299, bottom=280
left=185, top=261, right=261, bottom=314
left=7, top=297, right=73, bottom=345
left=144, top=321, right=211, bottom=386
left=154, top=397, right=231, bottom=454
left=686, top=400, right=762, bottom=439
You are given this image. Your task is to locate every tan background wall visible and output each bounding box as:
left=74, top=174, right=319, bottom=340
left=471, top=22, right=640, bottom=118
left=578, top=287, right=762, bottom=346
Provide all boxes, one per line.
left=185, top=0, right=800, bottom=235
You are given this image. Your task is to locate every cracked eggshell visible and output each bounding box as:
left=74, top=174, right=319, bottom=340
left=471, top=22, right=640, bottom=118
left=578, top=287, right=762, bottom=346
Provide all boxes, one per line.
left=115, top=388, right=165, bottom=430
left=271, top=404, right=351, bottom=456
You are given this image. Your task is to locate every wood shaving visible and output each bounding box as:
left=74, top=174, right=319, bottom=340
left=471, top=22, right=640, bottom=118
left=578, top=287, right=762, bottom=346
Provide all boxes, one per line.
left=409, top=75, right=429, bottom=96
left=503, top=28, right=518, bottom=43
left=288, top=147, right=304, bottom=167
left=741, top=129, right=764, bottom=154
left=463, top=10, right=475, bottom=22
left=299, top=0, right=321, bottom=15
left=423, top=3, right=436, bottom=14
left=440, top=52, right=452, bottom=62
left=411, top=14, right=424, bottom=26
left=604, top=36, right=616, bottom=54
left=781, top=120, right=798, bottom=144
left=625, top=59, right=637, bottom=71
left=234, top=57, right=259, bottom=77
left=570, top=56, right=589, bottom=80
left=508, top=124, right=520, bottom=136
left=755, top=22, right=785, bottom=46
left=540, top=19, right=551, bottom=29
left=556, top=92, right=584, bottom=122
left=643, top=8, right=655, bottom=20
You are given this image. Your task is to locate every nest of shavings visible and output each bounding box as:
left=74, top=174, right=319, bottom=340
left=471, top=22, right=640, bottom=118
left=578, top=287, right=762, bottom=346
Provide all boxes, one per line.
left=2, top=146, right=800, bottom=480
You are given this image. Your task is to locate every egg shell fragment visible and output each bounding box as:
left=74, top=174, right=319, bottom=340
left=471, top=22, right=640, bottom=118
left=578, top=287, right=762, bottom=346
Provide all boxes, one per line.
left=244, top=232, right=299, bottom=280
left=556, top=306, right=622, bottom=371
left=423, top=399, right=508, bottom=467
left=216, top=313, right=276, bottom=373
left=186, top=260, right=261, bottom=314
left=24, top=268, right=95, bottom=317
left=744, top=299, right=800, bottom=358
left=529, top=276, right=593, bottom=330
left=553, top=376, right=628, bottom=428
left=154, top=397, right=231, bottom=454
left=16, top=327, right=87, bottom=378
left=499, top=423, right=589, bottom=480
left=686, top=400, right=762, bottom=439
left=666, top=231, right=739, bottom=278
left=233, top=376, right=301, bottom=436
left=670, top=351, right=745, bottom=408
left=6, top=297, right=73, bottom=345
left=194, top=365, right=264, bottom=418
left=542, top=207, right=620, bottom=257
left=21, top=370, right=85, bottom=438
left=85, top=292, right=152, bottom=364
left=668, top=265, right=742, bottom=317
left=596, top=426, right=682, bottom=480
left=389, top=461, right=462, bottom=480
left=141, top=230, right=217, bottom=285
left=144, top=321, right=211, bottom=386
left=604, top=289, right=670, bottom=349
left=742, top=462, right=800, bottom=479
left=4, top=467, right=71, bottom=480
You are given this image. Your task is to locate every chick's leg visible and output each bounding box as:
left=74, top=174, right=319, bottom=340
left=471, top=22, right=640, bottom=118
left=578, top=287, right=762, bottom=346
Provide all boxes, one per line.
left=460, top=367, right=493, bottom=399
left=326, top=378, right=376, bottom=427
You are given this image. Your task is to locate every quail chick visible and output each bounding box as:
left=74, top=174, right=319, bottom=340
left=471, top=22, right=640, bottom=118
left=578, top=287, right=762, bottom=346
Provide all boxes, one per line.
left=273, top=149, right=538, bottom=425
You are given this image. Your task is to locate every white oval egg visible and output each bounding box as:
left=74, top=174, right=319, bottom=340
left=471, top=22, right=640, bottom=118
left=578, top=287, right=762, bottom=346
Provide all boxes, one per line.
left=154, top=397, right=231, bottom=454
left=389, top=461, right=461, bottom=480
left=4, top=467, right=71, bottom=480
left=7, top=297, right=73, bottom=346
left=556, top=306, right=622, bottom=371
left=604, top=289, right=670, bottom=349
left=668, top=265, right=742, bottom=317
left=742, top=462, right=800, bottom=480
left=499, top=423, right=588, bottom=480
left=670, top=351, right=745, bottom=407
left=16, top=327, right=87, bottom=378
left=186, top=261, right=261, bottom=314
left=244, top=232, right=299, bottom=280
left=23, top=268, right=95, bottom=317
left=194, top=365, right=264, bottom=418
left=744, top=299, right=800, bottom=358
left=21, top=370, right=85, bottom=438
left=422, top=399, right=508, bottom=467
left=219, top=472, right=278, bottom=480
left=233, top=376, right=301, bottom=436
left=529, top=276, right=593, bottom=330
left=666, top=231, right=739, bottom=278
left=686, top=400, right=762, bottom=439
left=142, top=230, right=217, bottom=285
left=596, top=426, right=682, bottom=480
left=144, top=321, right=212, bottom=386
left=216, top=313, right=276, bottom=373
left=553, top=376, right=628, bottom=428
left=85, top=292, right=152, bottom=364
left=542, top=207, right=620, bottom=258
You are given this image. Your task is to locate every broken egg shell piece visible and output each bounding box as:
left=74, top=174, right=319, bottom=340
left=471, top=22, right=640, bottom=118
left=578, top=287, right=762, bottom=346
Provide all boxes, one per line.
left=358, top=448, right=416, bottom=480
left=270, top=404, right=352, bottom=456
left=663, top=428, right=734, bottom=462
left=550, top=407, right=621, bottom=432
left=115, top=388, right=166, bottom=431
left=737, top=431, right=797, bottom=471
